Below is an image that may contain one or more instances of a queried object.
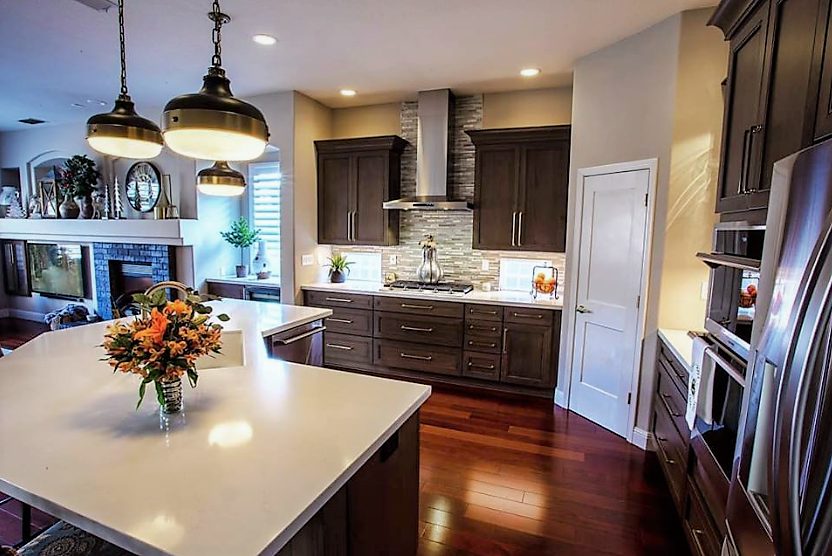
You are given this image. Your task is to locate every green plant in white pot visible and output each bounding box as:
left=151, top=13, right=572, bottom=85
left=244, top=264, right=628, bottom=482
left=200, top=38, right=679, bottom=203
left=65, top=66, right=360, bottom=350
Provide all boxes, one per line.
left=326, top=254, right=353, bottom=283
left=221, top=217, right=261, bottom=277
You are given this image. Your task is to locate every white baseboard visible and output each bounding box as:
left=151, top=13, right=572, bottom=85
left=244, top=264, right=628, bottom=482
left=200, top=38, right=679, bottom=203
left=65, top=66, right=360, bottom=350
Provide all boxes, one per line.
left=8, top=309, right=46, bottom=322
left=554, top=388, right=567, bottom=408
left=631, top=427, right=654, bottom=451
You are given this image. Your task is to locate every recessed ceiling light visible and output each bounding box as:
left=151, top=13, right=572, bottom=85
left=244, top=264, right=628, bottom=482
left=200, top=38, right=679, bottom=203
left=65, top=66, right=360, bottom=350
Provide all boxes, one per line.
left=18, top=118, right=46, bottom=125
left=340, top=89, right=357, bottom=97
left=71, top=102, right=85, bottom=109
left=520, top=68, right=541, bottom=77
left=252, top=34, right=277, bottom=46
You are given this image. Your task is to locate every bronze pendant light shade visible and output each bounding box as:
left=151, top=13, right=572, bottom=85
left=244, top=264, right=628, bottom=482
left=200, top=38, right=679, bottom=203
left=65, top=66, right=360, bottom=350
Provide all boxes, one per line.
left=197, top=161, right=246, bottom=196
left=86, top=0, right=163, bottom=159
left=162, top=2, right=269, bottom=162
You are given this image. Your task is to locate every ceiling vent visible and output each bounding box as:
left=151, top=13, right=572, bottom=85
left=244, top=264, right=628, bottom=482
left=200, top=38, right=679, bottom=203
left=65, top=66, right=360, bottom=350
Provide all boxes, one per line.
left=18, top=118, right=46, bottom=125
left=72, top=0, right=117, bottom=12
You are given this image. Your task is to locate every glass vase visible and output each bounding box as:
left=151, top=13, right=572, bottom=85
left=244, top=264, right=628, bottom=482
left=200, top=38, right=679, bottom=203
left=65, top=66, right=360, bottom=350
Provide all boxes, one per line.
left=159, top=377, right=183, bottom=414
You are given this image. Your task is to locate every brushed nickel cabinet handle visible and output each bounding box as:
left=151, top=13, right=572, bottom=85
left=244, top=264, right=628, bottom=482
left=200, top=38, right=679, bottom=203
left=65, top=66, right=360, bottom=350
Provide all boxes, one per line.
left=468, top=324, right=498, bottom=332
left=274, top=326, right=326, bottom=345
left=512, top=312, right=543, bottom=319
left=737, top=127, right=751, bottom=195
left=326, top=343, right=354, bottom=351
left=468, top=340, right=497, bottom=348
left=400, top=325, right=434, bottom=333
left=401, top=303, right=434, bottom=310
left=517, top=211, right=523, bottom=246
left=325, top=297, right=353, bottom=303
left=744, top=125, right=764, bottom=194
left=468, top=362, right=496, bottom=370
left=502, top=328, right=508, bottom=354
left=400, top=352, right=432, bottom=361
left=469, top=308, right=498, bottom=316
left=660, top=393, right=681, bottom=417
left=511, top=211, right=517, bottom=246
left=327, top=318, right=353, bottom=324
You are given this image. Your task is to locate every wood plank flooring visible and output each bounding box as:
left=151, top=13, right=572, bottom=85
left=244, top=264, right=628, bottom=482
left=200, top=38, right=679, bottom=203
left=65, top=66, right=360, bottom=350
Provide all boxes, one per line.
left=0, top=318, right=687, bottom=554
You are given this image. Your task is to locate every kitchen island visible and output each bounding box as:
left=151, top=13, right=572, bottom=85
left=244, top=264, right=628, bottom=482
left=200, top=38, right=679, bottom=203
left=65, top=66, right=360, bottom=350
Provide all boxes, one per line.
left=0, top=300, right=430, bottom=555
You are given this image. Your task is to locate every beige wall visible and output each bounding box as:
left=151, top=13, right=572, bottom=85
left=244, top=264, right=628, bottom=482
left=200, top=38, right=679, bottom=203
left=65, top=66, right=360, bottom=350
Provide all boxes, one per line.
left=482, top=87, right=573, bottom=128
left=331, top=103, right=400, bottom=138
left=291, top=92, right=333, bottom=303
left=658, top=9, right=726, bottom=331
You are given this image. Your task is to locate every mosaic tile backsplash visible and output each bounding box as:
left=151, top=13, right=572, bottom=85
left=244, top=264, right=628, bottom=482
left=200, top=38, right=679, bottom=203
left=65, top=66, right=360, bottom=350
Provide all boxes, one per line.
left=339, top=95, right=566, bottom=293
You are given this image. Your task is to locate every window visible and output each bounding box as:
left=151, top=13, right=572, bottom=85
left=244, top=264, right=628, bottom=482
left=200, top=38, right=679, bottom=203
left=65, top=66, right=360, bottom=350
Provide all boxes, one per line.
left=499, top=258, right=552, bottom=292
left=248, top=162, right=281, bottom=277
left=341, top=252, right=382, bottom=282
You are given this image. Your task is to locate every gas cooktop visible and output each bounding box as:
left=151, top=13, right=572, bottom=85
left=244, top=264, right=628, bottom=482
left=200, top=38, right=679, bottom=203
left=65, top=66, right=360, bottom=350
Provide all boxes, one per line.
left=385, top=280, right=474, bottom=294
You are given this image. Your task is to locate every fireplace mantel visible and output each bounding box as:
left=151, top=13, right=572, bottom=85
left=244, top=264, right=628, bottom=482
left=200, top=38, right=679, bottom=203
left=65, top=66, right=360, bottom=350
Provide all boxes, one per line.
left=0, top=219, right=201, bottom=246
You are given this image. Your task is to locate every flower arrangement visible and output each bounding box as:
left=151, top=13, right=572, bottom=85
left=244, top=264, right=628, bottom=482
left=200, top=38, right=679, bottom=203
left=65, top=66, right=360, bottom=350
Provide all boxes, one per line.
left=58, top=155, right=100, bottom=198
left=102, top=287, right=229, bottom=410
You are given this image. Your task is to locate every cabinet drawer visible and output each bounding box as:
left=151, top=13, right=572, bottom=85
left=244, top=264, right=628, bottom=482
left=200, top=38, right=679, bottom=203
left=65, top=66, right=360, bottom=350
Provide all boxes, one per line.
left=657, top=365, right=689, bottom=440
left=324, top=307, right=373, bottom=337
left=659, top=339, right=690, bottom=394
left=464, top=320, right=502, bottom=354
left=306, top=290, right=374, bottom=310
left=466, top=320, right=501, bottom=337
left=503, top=307, right=554, bottom=326
left=323, top=333, right=373, bottom=367
left=653, top=395, right=688, bottom=511
left=689, top=434, right=729, bottom=537
left=374, top=312, right=463, bottom=347
left=207, top=281, right=246, bottom=300
left=374, top=340, right=461, bottom=376
left=684, top=481, right=722, bottom=556
left=465, top=304, right=502, bottom=322
left=374, top=296, right=463, bottom=318
left=462, top=351, right=500, bottom=382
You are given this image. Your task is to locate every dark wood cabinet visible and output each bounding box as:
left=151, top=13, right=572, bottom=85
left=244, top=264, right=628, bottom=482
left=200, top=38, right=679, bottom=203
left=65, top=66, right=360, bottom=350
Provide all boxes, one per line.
left=710, top=0, right=830, bottom=214
left=467, top=126, right=570, bottom=252
left=315, top=136, right=406, bottom=246
left=500, top=322, right=554, bottom=388
left=2, top=240, right=30, bottom=297
left=813, top=0, right=832, bottom=139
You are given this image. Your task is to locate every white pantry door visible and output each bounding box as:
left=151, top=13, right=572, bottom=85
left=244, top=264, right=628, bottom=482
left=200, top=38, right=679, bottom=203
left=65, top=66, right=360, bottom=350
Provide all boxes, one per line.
left=569, top=163, right=651, bottom=438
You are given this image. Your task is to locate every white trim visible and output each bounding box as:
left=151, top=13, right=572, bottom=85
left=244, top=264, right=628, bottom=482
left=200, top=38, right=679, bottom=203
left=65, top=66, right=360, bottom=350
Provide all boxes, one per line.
left=554, top=388, right=567, bottom=408
left=562, top=158, right=659, bottom=446
left=631, top=427, right=654, bottom=451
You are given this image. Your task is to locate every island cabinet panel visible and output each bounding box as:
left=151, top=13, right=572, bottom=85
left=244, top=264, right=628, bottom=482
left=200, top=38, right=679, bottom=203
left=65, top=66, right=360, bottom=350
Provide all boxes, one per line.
left=315, top=135, right=406, bottom=246
left=467, top=126, right=570, bottom=252
left=374, top=312, right=463, bottom=347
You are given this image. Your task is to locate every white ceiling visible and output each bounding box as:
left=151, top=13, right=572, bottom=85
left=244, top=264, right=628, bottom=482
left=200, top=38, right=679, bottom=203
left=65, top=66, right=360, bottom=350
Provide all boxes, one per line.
left=0, top=0, right=716, bottom=131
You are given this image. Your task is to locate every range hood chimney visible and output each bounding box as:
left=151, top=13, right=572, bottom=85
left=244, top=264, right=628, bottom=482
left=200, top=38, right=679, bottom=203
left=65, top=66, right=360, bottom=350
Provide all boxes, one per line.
left=383, top=89, right=472, bottom=211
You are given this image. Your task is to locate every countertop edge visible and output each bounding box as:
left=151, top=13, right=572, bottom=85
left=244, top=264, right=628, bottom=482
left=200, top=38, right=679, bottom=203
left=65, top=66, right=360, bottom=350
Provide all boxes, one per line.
left=260, top=380, right=432, bottom=555
left=207, top=276, right=281, bottom=287
left=657, top=328, right=695, bottom=372
left=259, top=308, right=332, bottom=338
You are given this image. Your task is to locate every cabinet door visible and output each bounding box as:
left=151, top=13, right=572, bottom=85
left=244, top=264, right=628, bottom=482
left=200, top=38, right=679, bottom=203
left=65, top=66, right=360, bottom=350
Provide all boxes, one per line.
left=473, top=146, right=518, bottom=250
left=353, top=152, right=388, bottom=245
left=516, top=141, right=569, bottom=252
left=500, top=323, right=553, bottom=388
left=813, top=0, right=832, bottom=140
left=716, top=0, right=770, bottom=213
left=756, top=0, right=826, bottom=204
left=318, top=154, right=353, bottom=245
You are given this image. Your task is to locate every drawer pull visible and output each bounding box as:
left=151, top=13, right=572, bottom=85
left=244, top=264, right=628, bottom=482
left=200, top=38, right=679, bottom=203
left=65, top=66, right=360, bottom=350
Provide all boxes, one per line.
left=468, top=324, right=498, bottom=332
left=401, top=303, right=434, bottom=310
left=468, top=340, right=497, bottom=348
left=274, top=326, right=326, bottom=345
left=327, top=318, right=353, bottom=324
left=400, top=352, right=433, bottom=362
left=400, top=325, right=434, bottom=333
left=468, top=362, right=496, bottom=371
left=469, top=308, right=498, bottom=316
left=502, top=328, right=508, bottom=354
left=325, top=297, right=353, bottom=303
left=661, top=393, right=682, bottom=417
left=512, top=312, right=543, bottom=319
left=326, top=343, right=354, bottom=351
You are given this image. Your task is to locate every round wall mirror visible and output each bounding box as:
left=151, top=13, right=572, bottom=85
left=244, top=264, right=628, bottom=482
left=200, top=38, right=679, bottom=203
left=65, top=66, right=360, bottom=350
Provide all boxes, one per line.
left=125, top=161, right=161, bottom=212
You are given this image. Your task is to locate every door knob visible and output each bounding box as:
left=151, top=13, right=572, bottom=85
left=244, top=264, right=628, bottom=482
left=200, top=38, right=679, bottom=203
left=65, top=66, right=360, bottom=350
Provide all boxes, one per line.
left=576, top=305, right=592, bottom=314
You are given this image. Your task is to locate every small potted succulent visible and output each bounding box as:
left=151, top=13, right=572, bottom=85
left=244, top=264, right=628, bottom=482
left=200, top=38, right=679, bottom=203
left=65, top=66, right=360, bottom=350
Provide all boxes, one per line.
left=326, top=253, right=353, bottom=283
left=221, top=217, right=261, bottom=277
left=57, top=155, right=100, bottom=219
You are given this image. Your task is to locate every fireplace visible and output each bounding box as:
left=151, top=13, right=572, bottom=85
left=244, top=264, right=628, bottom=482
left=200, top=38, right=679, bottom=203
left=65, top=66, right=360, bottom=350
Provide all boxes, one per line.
left=93, top=243, right=175, bottom=319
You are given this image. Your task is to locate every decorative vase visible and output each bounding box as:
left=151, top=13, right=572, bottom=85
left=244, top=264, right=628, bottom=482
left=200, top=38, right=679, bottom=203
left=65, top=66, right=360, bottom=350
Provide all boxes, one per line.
left=330, top=269, right=347, bottom=283
left=159, top=377, right=183, bottom=414
left=416, top=245, right=444, bottom=284
left=252, top=240, right=271, bottom=279
left=59, top=196, right=80, bottom=219
left=235, top=264, right=248, bottom=278
left=77, top=195, right=94, bottom=219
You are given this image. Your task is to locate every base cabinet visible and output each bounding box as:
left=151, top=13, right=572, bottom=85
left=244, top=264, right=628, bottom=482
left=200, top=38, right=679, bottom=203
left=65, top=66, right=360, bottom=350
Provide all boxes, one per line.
left=500, top=322, right=555, bottom=388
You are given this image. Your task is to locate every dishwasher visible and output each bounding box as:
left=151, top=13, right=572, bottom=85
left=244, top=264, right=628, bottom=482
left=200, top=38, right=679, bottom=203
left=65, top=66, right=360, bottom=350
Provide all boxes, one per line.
left=268, top=320, right=325, bottom=366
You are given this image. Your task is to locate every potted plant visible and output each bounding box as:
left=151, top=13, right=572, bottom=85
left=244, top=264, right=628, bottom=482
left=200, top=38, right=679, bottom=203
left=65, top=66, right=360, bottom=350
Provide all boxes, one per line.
left=221, top=217, right=261, bottom=277
left=326, top=253, right=353, bottom=283
left=57, top=155, right=100, bottom=219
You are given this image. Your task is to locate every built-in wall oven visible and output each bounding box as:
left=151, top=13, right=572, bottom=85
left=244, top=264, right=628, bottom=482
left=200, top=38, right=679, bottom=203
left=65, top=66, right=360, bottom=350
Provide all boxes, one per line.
left=697, top=222, right=764, bottom=361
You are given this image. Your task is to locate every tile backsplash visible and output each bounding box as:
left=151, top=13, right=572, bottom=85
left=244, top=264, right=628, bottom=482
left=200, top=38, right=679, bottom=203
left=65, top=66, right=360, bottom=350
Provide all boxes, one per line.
left=339, top=94, right=566, bottom=293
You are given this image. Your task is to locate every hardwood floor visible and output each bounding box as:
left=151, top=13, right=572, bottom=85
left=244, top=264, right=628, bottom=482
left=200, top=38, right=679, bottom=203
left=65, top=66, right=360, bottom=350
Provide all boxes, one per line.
left=0, top=318, right=48, bottom=351
left=0, top=319, right=687, bottom=554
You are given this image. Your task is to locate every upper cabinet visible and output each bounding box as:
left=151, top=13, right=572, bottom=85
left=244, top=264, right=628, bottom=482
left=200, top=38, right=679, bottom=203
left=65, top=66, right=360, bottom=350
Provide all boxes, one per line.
left=467, top=126, right=570, bottom=252
left=315, top=136, right=407, bottom=246
left=710, top=0, right=831, bottom=214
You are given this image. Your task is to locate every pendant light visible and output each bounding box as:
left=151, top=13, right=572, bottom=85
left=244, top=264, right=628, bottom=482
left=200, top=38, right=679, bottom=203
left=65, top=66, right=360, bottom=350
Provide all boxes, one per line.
left=86, top=0, right=163, bottom=159
left=197, top=161, right=246, bottom=196
left=162, top=0, right=269, bottom=162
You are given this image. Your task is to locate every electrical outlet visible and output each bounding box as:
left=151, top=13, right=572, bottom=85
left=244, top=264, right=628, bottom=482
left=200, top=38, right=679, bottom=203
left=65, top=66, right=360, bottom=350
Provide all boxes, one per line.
left=389, top=255, right=398, bottom=265
left=481, top=260, right=490, bottom=271
left=700, top=280, right=709, bottom=300
left=301, top=254, right=314, bottom=266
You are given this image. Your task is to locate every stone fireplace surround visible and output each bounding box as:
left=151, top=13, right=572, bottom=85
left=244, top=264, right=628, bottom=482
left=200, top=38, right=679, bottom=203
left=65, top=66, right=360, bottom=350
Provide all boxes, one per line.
left=93, top=243, right=175, bottom=319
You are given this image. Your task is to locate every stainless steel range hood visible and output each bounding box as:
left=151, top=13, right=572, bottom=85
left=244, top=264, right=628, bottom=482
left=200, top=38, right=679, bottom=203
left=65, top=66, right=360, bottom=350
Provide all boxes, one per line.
left=383, top=89, right=472, bottom=211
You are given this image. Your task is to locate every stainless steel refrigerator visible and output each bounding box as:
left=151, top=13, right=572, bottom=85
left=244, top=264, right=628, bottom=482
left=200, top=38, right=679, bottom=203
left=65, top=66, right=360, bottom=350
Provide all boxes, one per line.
left=726, top=137, right=832, bottom=555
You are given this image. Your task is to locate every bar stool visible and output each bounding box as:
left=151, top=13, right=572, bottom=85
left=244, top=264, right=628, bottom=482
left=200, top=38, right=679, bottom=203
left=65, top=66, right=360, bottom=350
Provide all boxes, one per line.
left=5, top=521, right=133, bottom=556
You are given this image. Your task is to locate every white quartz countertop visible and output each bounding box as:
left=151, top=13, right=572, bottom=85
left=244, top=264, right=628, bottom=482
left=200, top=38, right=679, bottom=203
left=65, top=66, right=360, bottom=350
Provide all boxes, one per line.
left=207, top=275, right=282, bottom=288
left=301, top=281, right=563, bottom=310
left=0, top=300, right=430, bottom=556
left=216, top=298, right=331, bottom=337
left=657, top=328, right=697, bottom=371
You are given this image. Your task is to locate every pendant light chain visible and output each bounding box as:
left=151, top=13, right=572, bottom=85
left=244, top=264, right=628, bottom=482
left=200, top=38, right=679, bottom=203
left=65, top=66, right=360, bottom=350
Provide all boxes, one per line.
left=118, top=0, right=128, bottom=98
left=211, top=0, right=223, bottom=69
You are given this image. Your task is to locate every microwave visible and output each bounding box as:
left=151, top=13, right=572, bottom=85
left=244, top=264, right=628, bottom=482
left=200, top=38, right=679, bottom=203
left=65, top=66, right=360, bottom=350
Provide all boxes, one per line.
left=697, top=222, right=764, bottom=361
